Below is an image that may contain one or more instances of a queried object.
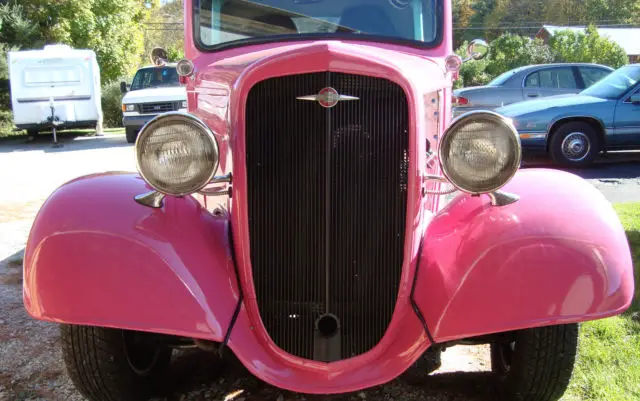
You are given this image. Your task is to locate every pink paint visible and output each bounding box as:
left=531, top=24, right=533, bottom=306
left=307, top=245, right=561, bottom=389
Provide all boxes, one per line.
left=418, top=168, right=635, bottom=342
left=23, top=169, right=634, bottom=394
left=24, top=173, right=240, bottom=341
left=23, top=0, right=634, bottom=396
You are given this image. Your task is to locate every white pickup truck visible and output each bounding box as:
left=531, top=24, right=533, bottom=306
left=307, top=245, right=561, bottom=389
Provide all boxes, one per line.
left=120, top=63, right=187, bottom=143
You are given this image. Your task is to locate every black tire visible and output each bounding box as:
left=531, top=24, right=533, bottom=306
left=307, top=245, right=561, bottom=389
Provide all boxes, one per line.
left=60, top=325, right=172, bottom=401
left=401, top=347, right=442, bottom=384
left=491, top=324, right=579, bottom=401
left=125, top=127, right=138, bottom=144
left=549, top=121, right=600, bottom=167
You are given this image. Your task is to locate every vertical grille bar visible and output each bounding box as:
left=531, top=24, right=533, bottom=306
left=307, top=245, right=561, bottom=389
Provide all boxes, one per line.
left=246, top=72, right=409, bottom=361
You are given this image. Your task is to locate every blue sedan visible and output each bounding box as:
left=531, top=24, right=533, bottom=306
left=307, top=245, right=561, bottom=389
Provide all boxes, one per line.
left=497, top=64, right=640, bottom=166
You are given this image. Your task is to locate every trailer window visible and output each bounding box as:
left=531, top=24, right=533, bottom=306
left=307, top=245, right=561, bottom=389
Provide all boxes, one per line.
left=24, top=66, right=82, bottom=86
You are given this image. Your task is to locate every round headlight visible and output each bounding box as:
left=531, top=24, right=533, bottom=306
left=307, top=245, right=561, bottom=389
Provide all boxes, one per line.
left=136, top=112, right=219, bottom=196
left=439, top=111, right=521, bottom=194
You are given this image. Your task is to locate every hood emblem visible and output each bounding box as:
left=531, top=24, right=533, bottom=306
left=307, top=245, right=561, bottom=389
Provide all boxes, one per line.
left=297, top=87, right=359, bottom=108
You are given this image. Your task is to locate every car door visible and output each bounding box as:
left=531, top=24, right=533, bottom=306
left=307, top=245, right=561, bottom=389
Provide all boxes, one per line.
left=522, top=66, right=580, bottom=100
left=612, top=86, right=640, bottom=148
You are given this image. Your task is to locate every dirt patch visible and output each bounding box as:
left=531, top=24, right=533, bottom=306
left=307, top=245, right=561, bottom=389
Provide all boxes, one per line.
left=0, top=272, right=22, bottom=285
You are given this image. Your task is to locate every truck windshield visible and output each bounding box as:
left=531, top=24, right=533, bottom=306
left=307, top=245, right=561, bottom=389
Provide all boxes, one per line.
left=195, top=0, right=441, bottom=49
left=130, top=67, right=180, bottom=91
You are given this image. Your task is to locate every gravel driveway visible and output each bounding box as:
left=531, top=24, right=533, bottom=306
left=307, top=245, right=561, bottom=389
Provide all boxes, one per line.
left=1, top=133, right=638, bottom=401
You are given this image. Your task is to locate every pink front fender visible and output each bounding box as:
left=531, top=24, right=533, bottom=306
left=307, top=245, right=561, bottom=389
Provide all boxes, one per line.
left=417, top=168, right=635, bottom=343
left=23, top=172, right=239, bottom=341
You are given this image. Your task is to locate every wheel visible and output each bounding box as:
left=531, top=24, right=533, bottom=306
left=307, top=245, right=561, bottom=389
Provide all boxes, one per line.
left=491, top=324, right=579, bottom=401
left=27, top=129, right=38, bottom=141
left=60, top=325, right=172, bottom=401
left=401, top=347, right=442, bottom=384
left=125, top=127, right=138, bottom=144
left=549, top=121, right=600, bottom=167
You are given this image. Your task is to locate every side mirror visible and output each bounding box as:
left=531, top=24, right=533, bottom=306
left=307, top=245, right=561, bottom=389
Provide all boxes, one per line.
left=120, top=82, right=129, bottom=94
left=630, top=94, right=640, bottom=105
left=465, top=39, right=489, bottom=62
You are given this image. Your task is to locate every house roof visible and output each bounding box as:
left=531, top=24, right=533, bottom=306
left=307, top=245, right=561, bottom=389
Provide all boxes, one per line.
left=538, top=25, right=640, bottom=56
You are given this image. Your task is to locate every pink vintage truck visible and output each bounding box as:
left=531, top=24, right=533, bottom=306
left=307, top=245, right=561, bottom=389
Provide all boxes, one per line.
left=23, top=1, right=634, bottom=401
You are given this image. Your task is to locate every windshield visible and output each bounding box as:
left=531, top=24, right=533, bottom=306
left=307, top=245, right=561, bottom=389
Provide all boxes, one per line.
left=130, top=67, right=180, bottom=91
left=581, top=65, right=640, bottom=100
left=195, top=0, right=441, bottom=49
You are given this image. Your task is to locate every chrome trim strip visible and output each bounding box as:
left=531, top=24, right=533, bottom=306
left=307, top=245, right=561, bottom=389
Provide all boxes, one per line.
left=134, top=190, right=166, bottom=208
left=608, top=127, right=640, bottom=135
left=488, top=191, right=520, bottom=207
left=210, top=173, right=232, bottom=184
left=17, top=95, right=92, bottom=103
left=519, top=133, right=548, bottom=139
left=198, top=187, right=232, bottom=197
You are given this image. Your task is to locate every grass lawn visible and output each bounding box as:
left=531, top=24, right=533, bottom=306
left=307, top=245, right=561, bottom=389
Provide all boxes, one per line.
left=563, top=202, right=640, bottom=401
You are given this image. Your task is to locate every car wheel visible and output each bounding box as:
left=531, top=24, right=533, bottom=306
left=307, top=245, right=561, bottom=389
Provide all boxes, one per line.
left=549, top=121, right=600, bottom=167
left=26, top=129, right=38, bottom=141
left=125, top=127, right=138, bottom=144
left=491, top=324, right=578, bottom=401
left=401, top=347, right=442, bottom=384
left=60, top=325, right=172, bottom=401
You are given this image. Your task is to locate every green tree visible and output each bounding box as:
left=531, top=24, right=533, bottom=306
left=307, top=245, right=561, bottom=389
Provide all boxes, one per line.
left=15, top=0, right=147, bottom=84
left=485, top=33, right=554, bottom=76
left=0, top=2, right=41, bottom=49
left=143, top=0, right=184, bottom=64
left=453, top=0, right=477, bottom=48
left=549, top=25, right=628, bottom=68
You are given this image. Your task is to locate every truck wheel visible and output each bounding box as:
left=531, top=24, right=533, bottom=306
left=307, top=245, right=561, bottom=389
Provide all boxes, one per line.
left=61, top=325, right=172, bottom=401
left=125, top=127, right=138, bottom=144
left=549, top=121, right=600, bottom=167
left=401, top=347, right=442, bottom=384
left=491, top=324, right=578, bottom=401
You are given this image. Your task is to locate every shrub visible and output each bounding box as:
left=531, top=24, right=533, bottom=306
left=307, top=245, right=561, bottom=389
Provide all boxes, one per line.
left=550, top=25, right=628, bottom=69
left=484, top=33, right=555, bottom=77
left=101, top=80, right=126, bottom=128
left=0, top=109, right=16, bottom=137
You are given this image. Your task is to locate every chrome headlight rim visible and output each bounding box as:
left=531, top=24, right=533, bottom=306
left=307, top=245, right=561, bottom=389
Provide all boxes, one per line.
left=438, top=110, right=521, bottom=195
left=135, top=111, right=220, bottom=197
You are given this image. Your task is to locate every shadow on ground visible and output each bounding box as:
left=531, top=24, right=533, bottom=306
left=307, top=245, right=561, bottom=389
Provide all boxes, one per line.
left=523, top=152, right=640, bottom=180
left=0, top=129, right=129, bottom=154
left=160, top=349, right=499, bottom=401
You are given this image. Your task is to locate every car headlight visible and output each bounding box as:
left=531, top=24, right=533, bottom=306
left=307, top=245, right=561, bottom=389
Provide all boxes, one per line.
left=136, top=112, right=219, bottom=196
left=123, top=104, right=136, bottom=112
left=181, top=100, right=188, bottom=109
left=439, top=111, right=521, bottom=194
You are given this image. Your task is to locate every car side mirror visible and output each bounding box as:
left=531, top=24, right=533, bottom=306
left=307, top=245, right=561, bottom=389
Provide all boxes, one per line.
left=120, top=82, right=129, bottom=94
left=464, top=39, right=489, bottom=62
left=630, top=94, right=640, bottom=105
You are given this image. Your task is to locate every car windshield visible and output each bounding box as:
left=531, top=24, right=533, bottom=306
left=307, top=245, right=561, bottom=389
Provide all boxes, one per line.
left=130, top=67, right=180, bottom=91
left=580, top=65, right=640, bottom=100
left=195, top=0, right=440, bottom=49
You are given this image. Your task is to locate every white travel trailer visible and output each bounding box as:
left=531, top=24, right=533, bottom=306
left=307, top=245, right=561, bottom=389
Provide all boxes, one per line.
left=7, top=44, right=103, bottom=137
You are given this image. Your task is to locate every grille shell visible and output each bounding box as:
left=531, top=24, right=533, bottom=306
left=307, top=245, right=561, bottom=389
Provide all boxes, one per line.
left=245, top=72, right=409, bottom=362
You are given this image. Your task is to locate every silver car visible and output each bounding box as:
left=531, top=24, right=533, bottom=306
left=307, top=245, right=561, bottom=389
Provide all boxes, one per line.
left=453, top=63, right=613, bottom=117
